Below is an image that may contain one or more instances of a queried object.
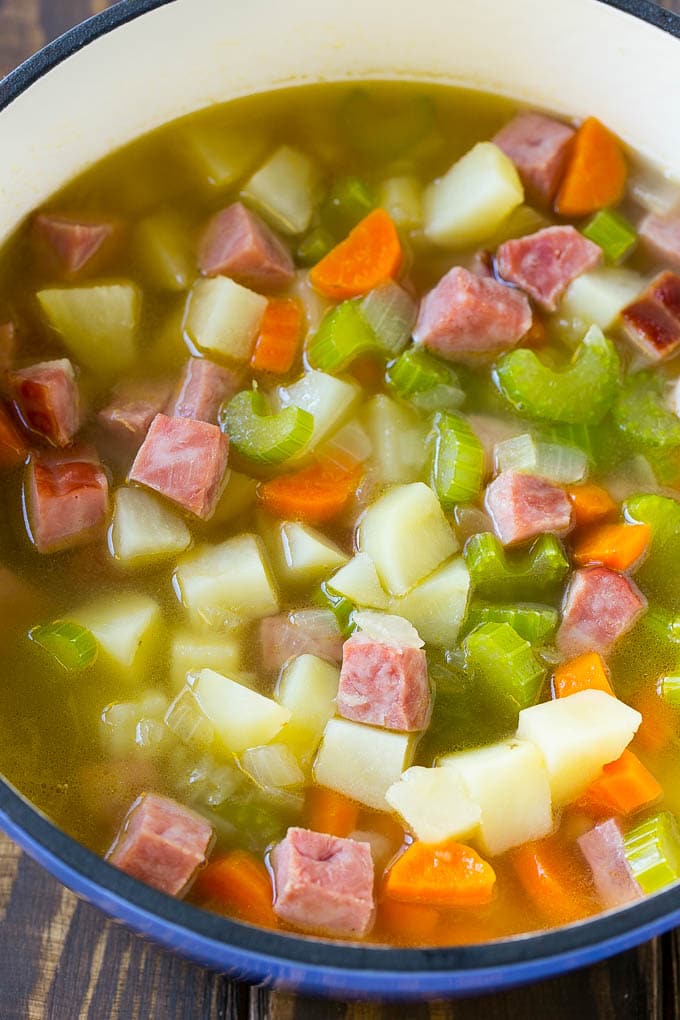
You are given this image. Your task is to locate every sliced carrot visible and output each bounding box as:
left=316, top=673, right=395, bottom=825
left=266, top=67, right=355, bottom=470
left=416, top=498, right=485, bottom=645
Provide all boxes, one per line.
left=566, top=484, right=617, bottom=527
left=553, top=651, right=614, bottom=699
left=377, top=898, right=440, bottom=943
left=555, top=117, right=628, bottom=217
left=383, top=839, right=496, bottom=908
left=250, top=298, right=303, bottom=375
left=576, top=749, right=662, bottom=817
left=0, top=403, right=28, bottom=467
left=631, top=689, right=677, bottom=754
left=309, top=209, right=402, bottom=300
left=511, top=839, right=593, bottom=925
left=192, top=850, right=276, bottom=928
left=572, top=522, right=650, bottom=570
left=258, top=462, right=361, bottom=524
left=304, top=787, right=359, bottom=838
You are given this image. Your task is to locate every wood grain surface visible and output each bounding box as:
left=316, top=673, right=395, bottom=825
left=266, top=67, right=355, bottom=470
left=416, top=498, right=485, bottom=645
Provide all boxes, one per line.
left=1, top=0, right=680, bottom=1017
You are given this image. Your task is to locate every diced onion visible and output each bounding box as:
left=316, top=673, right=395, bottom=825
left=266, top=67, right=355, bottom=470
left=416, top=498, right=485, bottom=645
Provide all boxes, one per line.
left=240, top=743, right=305, bottom=789
left=164, top=687, right=215, bottom=749
left=351, top=610, right=424, bottom=648
left=494, top=433, right=588, bottom=484
left=359, top=282, right=417, bottom=356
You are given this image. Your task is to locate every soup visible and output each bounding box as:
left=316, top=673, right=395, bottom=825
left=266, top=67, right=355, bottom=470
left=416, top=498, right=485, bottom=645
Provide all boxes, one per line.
left=1, top=82, right=680, bottom=946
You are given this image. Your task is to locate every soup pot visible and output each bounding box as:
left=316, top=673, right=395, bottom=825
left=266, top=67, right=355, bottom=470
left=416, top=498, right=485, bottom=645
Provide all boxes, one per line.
left=1, top=0, right=680, bottom=1000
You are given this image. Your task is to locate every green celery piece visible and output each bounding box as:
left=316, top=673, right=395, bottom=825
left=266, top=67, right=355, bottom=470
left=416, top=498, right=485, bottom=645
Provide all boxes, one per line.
left=494, top=325, right=619, bottom=424
left=321, top=176, right=375, bottom=239
left=624, top=494, right=680, bottom=609
left=538, top=418, right=627, bottom=472
left=306, top=301, right=379, bottom=373
left=387, top=347, right=464, bottom=411
left=612, top=605, right=680, bottom=694
left=613, top=372, right=680, bottom=450
left=313, top=582, right=355, bottom=637
left=659, top=675, right=680, bottom=710
left=219, top=389, right=313, bottom=465
left=582, top=209, right=637, bottom=265
left=296, top=227, right=334, bottom=267
left=339, top=89, right=437, bottom=161
left=623, top=811, right=680, bottom=894
left=464, top=532, right=569, bottom=601
left=463, top=621, right=546, bottom=724
left=464, top=602, right=558, bottom=644
left=431, top=412, right=485, bottom=509
left=29, top=621, right=98, bottom=671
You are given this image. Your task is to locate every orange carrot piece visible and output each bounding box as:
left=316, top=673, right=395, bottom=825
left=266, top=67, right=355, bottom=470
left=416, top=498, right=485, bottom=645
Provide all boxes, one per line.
left=566, top=484, right=617, bottom=527
left=383, top=839, right=496, bottom=908
left=378, top=898, right=440, bottom=942
left=553, top=651, right=614, bottom=699
left=573, top=522, right=650, bottom=570
left=258, top=463, right=361, bottom=524
left=304, top=787, right=359, bottom=838
left=511, top=839, right=593, bottom=925
left=0, top=404, right=27, bottom=467
left=631, top=689, right=677, bottom=754
left=555, top=117, right=628, bottom=217
left=309, top=209, right=402, bottom=300
left=192, top=850, right=276, bottom=927
left=250, top=298, right=303, bottom=375
left=577, top=749, right=662, bottom=817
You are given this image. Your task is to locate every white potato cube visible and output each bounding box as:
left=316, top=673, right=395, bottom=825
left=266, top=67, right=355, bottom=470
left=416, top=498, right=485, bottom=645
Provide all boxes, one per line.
left=175, top=533, right=279, bottom=628
left=71, top=594, right=161, bottom=673
left=211, top=471, right=258, bottom=525
left=276, top=654, right=340, bottom=759
left=242, top=145, right=319, bottom=235
left=184, top=276, right=267, bottom=361
left=189, top=668, right=290, bottom=753
left=327, top=552, right=389, bottom=610
left=560, top=268, right=645, bottom=331
left=110, top=487, right=191, bottom=566
left=262, top=518, right=348, bottom=589
left=277, top=371, right=359, bottom=459
left=180, top=123, right=266, bottom=190
left=516, top=690, right=642, bottom=806
left=424, top=142, right=524, bottom=247
left=391, top=556, right=470, bottom=647
left=358, top=482, right=458, bottom=596
left=170, top=629, right=241, bottom=692
left=314, top=717, right=414, bottom=811
left=386, top=766, right=481, bottom=844
left=378, top=176, right=423, bottom=231
left=362, top=395, right=426, bottom=485
left=440, top=739, right=553, bottom=856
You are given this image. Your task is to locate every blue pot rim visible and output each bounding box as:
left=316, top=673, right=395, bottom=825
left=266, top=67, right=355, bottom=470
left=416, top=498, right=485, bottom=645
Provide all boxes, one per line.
left=1, top=0, right=680, bottom=998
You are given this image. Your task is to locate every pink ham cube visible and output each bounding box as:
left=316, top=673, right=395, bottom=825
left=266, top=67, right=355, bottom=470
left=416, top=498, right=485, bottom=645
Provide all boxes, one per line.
left=557, top=566, right=647, bottom=657
left=485, top=471, right=572, bottom=546
left=496, top=226, right=602, bottom=311
left=33, top=212, right=119, bottom=275
left=337, top=633, right=431, bottom=731
left=639, top=209, right=680, bottom=270
left=98, top=378, right=174, bottom=455
left=198, top=202, right=294, bottom=291
left=622, top=271, right=680, bottom=360
left=493, top=112, right=575, bottom=205
left=271, top=827, right=375, bottom=938
left=128, top=413, right=228, bottom=520
left=25, top=445, right=109, bottom=553
left=167, top=357, right=242, bottom=424
left=11, top=357, right=80, bottom=447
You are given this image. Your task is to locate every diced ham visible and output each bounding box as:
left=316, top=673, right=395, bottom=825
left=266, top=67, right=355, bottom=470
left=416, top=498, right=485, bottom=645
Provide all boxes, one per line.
left=337, top=633, right=431, bottom=731
left=198, top=202, right=295, bottom=290
left=639, top=209, right=680, bottom=269
left=413, top=266, right=532, bottom=359
left=493, top=112, right=575, bottom=205
left=25, top=445, right=109, bottom=553
left=167, top=357, right=242, bottom=424
left=107, top=792, right=214, bottom=897
left=622, top=270, right=680, bottom=360
left=259, top=609, right=343, bottom=672
left=33, top=212, right=118, bottom=275
left=0, top=402, right=28, bottom=467
left=557, top=566, right=647, bottom=657
left=471, top=250, right=494, bottom=278
left=98, top=378, right=174, bottom=455
left=578, top=818, right=642, bottom=910
left=10, top=358, right=79, bottom=447
left=128, top=413, right=228, bottom=520
left=485, top=470, right=572, bottom=546
left=496, top=226, right=602, bottom=311
left=0, top=322, right=16, bottom=372
left=271, top=826, right=375, bottom=938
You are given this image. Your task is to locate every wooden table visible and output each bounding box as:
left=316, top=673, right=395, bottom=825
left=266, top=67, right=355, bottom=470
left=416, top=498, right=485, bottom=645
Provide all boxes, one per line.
left=1, top=1, right=680, bottom=1016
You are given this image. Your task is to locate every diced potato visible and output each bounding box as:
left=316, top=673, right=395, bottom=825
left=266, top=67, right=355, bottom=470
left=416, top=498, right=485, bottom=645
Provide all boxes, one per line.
left=38, top=283, right=141, bottom=379
left=110, top=486, right=192, bottom=566
left=170, top=629, right=241, bottom=691
left=314, top=717, right=414, bottom=811
left=189, top=668, right=290, bottom=753
left=211, top=471, right=258, bottom=526
left=242, top=145, right=319, bottom=235
left=277, top=370, right=359, bottom=458
left=184, top=277, right=267, bottom=361
left=439, top=739, right=552, bottom=856
left=70, top=594, right=161, bottom=673
left=260, top=517, right=348, bottom=589
left=559, top=268, right=645, bottom=332
left=135, top=211, right=193, bottom=292
left=385, top=766, right=481, bottom=844
left=516, top=690, right=642, bottom=806
left=391, top=557, right=470, bottom=647
left=179, top=123, right=266, bottom=190
left=276, top=654, right=340, bottom=760
left=424, top=142, right=524, bottom=247
left=358, top=482, right=458, bottom=596
left=378, top=175, right=423, bottom=231
left=327, top=552, right=389, bottom=609
left=175, top=533, right=279, bottom=628
left=362, top=395, right=426, bottom=485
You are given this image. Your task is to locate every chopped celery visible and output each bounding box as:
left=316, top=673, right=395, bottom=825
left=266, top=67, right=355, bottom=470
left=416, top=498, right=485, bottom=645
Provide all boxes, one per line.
left=463, top=621, right=546, bottom=723
left=659, top=675, right=680, bottom=709
left=362, top=394, right=426, bottom=485
left=464, top=603, right=559, bottom=644
left=29, top=620, right=97, bottom=671
left=321, top=176, right=375, bottom=238
left=494, top=326, right=620, bottom=424
left=276, top=370, right=359, bottom=458
left=178, top=122, right=266, bottom=190
left=184, top=277, right=267, bottom=362
left=431, top=412, right=485, bottom=509
left=613, top=372, right=680, bottom=450
left=135, top=211, right=193, bottom=292
left=623, top=811, right=680, bottom=894
left=464, top=532, right=569, bottom=600
left=219, top=389, right=313, bottom=464
left=582, top=209, right=638, bottom=264
left=386, top=347, right=464, bottom=411
left=242, top=145, right=319, bottom=235
left=359, top=283, right=416, bottom=357
left=314, top=582, right=355, bottom=636
left=339, top=89, right=437, bottom=161
left=306, top=301, right=379, bottom=372
left=296, top=227, right=334, bottom=267
left=624, top=494, right=680, bottom=609
left=494, top=433, right=588, bottom=483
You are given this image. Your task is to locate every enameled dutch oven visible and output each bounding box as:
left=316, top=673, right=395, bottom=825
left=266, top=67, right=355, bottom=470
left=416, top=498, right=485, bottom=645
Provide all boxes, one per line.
left=1, top=0, right=680, bottom=999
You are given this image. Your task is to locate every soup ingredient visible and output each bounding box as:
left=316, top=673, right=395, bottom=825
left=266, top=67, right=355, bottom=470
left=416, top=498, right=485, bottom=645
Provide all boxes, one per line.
left=189, top=668, right=290, bottom=753
left=260, top=610, right=343, bottom=673
left=303, top=787, right=359, bottom=839
left=110, top=486, right=192, bottom=565
left=639, top=209, right=680, bottom=269
left=462, top=621, right=546, bottom=723
left=391, top=556, right=470, bottom=647
left=567, top=484, right=616, bottom=526
left=97, top=378, right=173, bottom=454
left=497, top=226, right=601, bottom=312
left=309, top=209, right=402, bottom=300
left=582, top=209, right=638, bottom=265
left=385, top=766, right=480, bottom=845
left=362, top=395, right=424, bottom=485
left=193, top=849, right=276, bottom=926
left=250, top=298, right=303, bottom=375
left=430, top=412, right=485, bottom=508
left=271, top=826, right=375, bottom=937
left=220, top=390, right=313, bottom=465
left=624, top=494, right=680, bottom=609
left=386, top=347, right=464, bottom=411
left=29, top=620, right=98, bottom=671
left=135, top=210, right=193, bottom=292
left=377, top=175, right=423, bottom=231
left=168, top=358, right=241, bottom=424
left=170, top=630, right=241, bottom=692
left=184, top=276, right=267, bottom=360
left=11, top=359, right=79, bottom=448
left=242, top=145, right=319, bottom=236
left=613, top=372, right=680, bottom=450
left=572, top=522, right=650, bottom=571
left=359, top=282, right=416, bottom=356
left=34, top=212, right=118, bottom=276
left=327, top=553, right=388, bottom=611
left=494, top=434, right=588, bottom=485
left=198, top=202, right=294, bottom=289
left=313, top=717, right=413, bottom=810
left=70, top=593, right=160, bottom=672
left=557, top=566, right=647, bottom=656
left=622, top=811, right=680, bottom=894
left=578, top=818, right=643, bottom=909
left=465, top=602, right=557, bottom=644
left=485, top=471, right=572, bottom=546
left=560, top=267, right=644, bottom=332
left=552, top=652, right=614, bottom=698
left=276, top=370, right=359, bottom=455
left=511, top=838, right=593, bottom=924
left=621, top=270, right=680, bottom=360
left=493, top=112, right=574, bottom=206
left=555, top=117, right=628, bottom=217
left=0, top=404, right=28, bottom=466
left=306, top=300, right=381, bottom=373
left=276, top=654, right=340, bottom=760
left=578, top=749, right=662, bottom=817
left=258, top=463, right=360, bottom=525
left=464, top=532, right=569, bottom=599
left=25, top=446, right=109, bottom=553
left=384, top=838, right=496, bottom=906
left=259, top=518, right=348, bottom=590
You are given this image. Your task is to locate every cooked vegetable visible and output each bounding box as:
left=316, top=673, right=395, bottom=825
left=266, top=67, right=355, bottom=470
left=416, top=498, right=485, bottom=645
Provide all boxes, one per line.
left=560, top=267, right=644, bottom=332
left=431, top=412, right=485, bottom=508
left=359, top=282, right=416, bottom=357
left=378, top=175, right=423, bottom=230
left=306, top=301, right=379, bottom=372
left=192, top=850, right=277, bottom=926
left=276, top=370, right=359, bottom=456
left=553, top=652, right=614, bottom=699
left=362, top=395, right=426, bottom=485
left=258, top=463, right=361, bottom=525
left=385, top=766, right=481, bottom=845
left=184, top=277, right=267, bottom=360
left=327, top=552, right=389, bottom=610
left=659, top=675, right=680, bottom=710
left=321, top=176, right=375, bottom=238
left=494, top=433, right=588, bottom=484
left=463, top=621, right=546, bottom=723
left=190, top=668, right=290, bottom=754
left=170, top=630, right=241, bottom=692
left=29, top=620, right=98, bottom=671
left=180, top=123, right=266, bottom=191
left=110, top=487, right=192, bottom=566
left=582, top=209, right=637, bottom=264
left=70, top=594, right=161, bottom=673
left=309, top=209, right=402, bottom=300
left=572, top=522, right=651, bottom=571
left=383, top=838, right=496, bottom=907
left=566, top=484, right=617, bottom=526
left=339, top=89, right=437, bottom=161
left=511, top=839, right=592, bottom=924
left=613, top=372, right=680, bottom=451
left=275, top=654, right=340, bottom=760
left=391, top=557, right=470, bottom=647
left=556, top=117, right=628, bottom=217
left=386, top=347, right=464, bottom=412
left=313, top=717, right=414, bottom=811
left=464, top=532, right=569, bottom=600
left=135, top=211, right=193, bottom=291
left=304, top=787, right=359, bottom=838
left=242, top=145, right=319, bottom=235
left=250, top=298, right=304, bottom=375
left=219, top=389, right=313, bottom=465
left=624, top=494, right=680, bottom=609
left=578, top=749, right=662, bottom=817
left=241, top=744, right=305, bottom=790
left=465, top=603, right=558, bottom=645
left=623, top=811, right=680, bottom=894
left=260, top=518, right=348, bottom=589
